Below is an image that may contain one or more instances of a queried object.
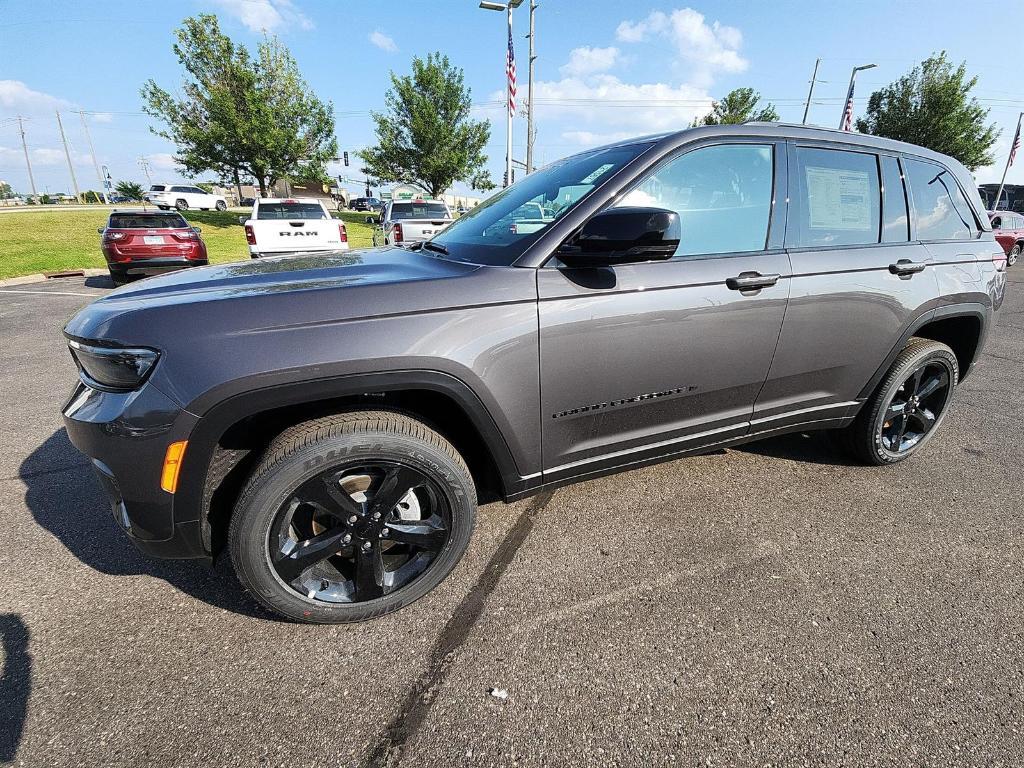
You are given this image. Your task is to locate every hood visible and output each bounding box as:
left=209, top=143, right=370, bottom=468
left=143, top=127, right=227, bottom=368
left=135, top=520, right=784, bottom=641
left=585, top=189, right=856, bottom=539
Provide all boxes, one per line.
left=64, top=246, right=507, bottom=343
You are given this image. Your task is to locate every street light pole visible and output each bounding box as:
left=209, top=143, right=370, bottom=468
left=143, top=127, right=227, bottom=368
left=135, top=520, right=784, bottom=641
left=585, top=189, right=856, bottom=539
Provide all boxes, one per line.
left=526, top=0, right=537, bottom=174
left=839, top=63, right=876, bottom=130
left=802, top=57, right=820, bottom=125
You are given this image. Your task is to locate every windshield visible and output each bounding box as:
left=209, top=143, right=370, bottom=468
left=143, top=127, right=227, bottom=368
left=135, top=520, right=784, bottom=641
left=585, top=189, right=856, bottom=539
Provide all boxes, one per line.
left=430, top=142, right=654, bottom=266
left=256, top=202, right=328, bottom=220
left=391, top=202, right=449, bottom=220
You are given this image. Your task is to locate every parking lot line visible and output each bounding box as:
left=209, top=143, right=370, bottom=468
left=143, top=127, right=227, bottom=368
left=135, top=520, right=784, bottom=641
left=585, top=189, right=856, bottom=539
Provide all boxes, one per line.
left=0, top=288, right=102, bottom=298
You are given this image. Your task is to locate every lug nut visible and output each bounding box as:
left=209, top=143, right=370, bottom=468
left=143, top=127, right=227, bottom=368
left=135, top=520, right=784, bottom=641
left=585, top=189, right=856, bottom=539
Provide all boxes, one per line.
left=380, top=528, right=389, bottom=538
left=348, top=515, right=358, bottom=524
left=371, top=512, right=381, bottom=520
left=362, top=541, right=372, bottom=550
left=342, top=533, right=351, bottom=543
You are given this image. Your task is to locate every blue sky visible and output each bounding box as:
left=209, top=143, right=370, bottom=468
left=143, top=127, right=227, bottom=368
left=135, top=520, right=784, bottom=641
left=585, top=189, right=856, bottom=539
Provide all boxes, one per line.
left=2, top=0, right=1023, bottom=197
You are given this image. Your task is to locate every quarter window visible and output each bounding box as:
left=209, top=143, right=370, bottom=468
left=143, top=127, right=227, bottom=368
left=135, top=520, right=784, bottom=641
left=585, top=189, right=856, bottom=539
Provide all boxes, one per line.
left=904, top=158, right=977, bottom=241
left=615, top=143, right=774, bottom=257
left=792, top=147, right=880, bottom=247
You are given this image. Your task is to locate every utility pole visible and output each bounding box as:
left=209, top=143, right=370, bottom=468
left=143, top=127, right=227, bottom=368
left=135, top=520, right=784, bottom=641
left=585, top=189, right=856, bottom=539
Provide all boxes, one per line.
left=55, top=110, right=82, bottom=203
left=994, top=111, right=1023, bottom=212
left=76, top=110, right=108, bottom=204
left=526, top=0, right=537, bottom=174
left=802, top=57, right=820, bottom=125
left=137, top=156, right=152, bottom=184
left=16, top=116, right=37, bottom=198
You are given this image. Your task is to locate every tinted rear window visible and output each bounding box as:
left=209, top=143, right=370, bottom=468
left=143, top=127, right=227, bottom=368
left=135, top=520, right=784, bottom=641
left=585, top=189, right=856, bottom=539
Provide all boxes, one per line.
left=109, top=213, right=188, bottom=229
left=390, top=202, right=449, bottom=220
left=256, top=203, right=328, bottom=220
left=149, top=185, right=166, bottom=192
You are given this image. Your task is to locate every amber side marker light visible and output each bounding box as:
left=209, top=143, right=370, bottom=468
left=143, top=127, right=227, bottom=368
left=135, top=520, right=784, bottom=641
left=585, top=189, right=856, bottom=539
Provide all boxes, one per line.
left=161, top=441, right=188, bottom=493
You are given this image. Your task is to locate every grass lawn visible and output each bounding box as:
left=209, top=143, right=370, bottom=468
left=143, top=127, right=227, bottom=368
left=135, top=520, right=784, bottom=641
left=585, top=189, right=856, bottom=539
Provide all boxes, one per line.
left=0, top=208, right=376, bottom=280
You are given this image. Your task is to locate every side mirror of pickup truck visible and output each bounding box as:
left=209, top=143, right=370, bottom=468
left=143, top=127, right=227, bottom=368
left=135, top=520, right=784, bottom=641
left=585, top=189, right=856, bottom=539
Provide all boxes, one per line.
left=557, top=207, right=680, bottom=268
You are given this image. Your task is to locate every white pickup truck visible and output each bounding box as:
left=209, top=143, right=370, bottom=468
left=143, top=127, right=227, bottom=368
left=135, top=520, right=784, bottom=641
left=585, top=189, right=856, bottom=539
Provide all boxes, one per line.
left=371, top=199, right=453, bottom=247
left=240, top=198, right=349, bottom=258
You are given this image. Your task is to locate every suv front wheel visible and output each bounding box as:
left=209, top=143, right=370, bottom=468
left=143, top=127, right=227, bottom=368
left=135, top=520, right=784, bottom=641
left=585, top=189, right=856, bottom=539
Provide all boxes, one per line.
left=840, top=337, right=958, bottom=465
left=229, top=411, right=477, bottom=623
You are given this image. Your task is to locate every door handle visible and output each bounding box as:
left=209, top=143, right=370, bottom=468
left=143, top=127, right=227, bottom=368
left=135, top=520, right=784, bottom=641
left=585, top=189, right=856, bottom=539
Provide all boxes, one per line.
left=726, top=272, right=780, bottom=291
left=889, top=259, right=927, bottom=276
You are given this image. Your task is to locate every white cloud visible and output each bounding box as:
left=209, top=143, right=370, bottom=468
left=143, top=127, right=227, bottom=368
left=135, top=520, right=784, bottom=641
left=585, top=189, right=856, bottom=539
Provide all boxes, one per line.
left=369, top=30, right=397, bottom=53
left=560, top=46, right=620, bottom=78
left=616, top=8, right=746, bottom=86
left=212, top=0, right=313, bottom=33
left=145, top=153, right=179, bottom=172
left=0, top=80, right=68, bottom=110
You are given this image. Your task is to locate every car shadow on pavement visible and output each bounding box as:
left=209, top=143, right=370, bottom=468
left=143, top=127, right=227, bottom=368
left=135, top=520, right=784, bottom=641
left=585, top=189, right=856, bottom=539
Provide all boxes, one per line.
left=0, top=614, right=31, bottom=764
left=83, top=275, right=115, bottom=289
left=738, top=430, right=852, bottom=466
left=21, top=429, right=271, bottom=620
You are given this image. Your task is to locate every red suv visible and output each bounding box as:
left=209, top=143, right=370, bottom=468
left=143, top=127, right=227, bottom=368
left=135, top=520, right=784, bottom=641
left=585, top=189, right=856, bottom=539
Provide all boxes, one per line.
left=989, top=210, right=1023, bottom=266
left=98, top=210, right=209, bottom=284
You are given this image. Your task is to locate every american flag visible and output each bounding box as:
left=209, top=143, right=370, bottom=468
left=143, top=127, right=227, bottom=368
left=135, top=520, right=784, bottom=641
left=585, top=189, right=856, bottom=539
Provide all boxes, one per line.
left=1010, top=120, right=1021, bottom=167
left=840, top=78, right=856, bottom=132
left=506, top=26, right=517, bottom=117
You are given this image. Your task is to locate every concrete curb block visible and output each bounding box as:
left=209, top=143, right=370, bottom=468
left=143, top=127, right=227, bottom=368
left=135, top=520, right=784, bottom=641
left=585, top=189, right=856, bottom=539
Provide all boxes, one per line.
left=0, top=268, right=107, bottom=287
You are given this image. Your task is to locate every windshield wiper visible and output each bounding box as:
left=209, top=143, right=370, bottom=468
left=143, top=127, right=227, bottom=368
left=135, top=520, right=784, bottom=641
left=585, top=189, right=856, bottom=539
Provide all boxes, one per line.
left=422, top=241, right=449, bottom=255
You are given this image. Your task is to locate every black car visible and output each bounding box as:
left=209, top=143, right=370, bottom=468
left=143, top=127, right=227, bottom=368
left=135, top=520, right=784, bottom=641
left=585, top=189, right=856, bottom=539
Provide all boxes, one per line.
left=349, top=197, right=382, bottom=212
left=63, top=123, right=1005, bottom=624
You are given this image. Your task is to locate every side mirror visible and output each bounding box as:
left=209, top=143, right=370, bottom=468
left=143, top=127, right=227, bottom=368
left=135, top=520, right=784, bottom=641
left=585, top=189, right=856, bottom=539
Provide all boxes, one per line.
left=365, top=215, right=375, bottom=224
left=558, top=207, right=680, bottom=268
left=193, top=226, right=202, bottom=233
left=238, top=215, right=247, bottom=225
left=97, top=227, right=104, bottom=234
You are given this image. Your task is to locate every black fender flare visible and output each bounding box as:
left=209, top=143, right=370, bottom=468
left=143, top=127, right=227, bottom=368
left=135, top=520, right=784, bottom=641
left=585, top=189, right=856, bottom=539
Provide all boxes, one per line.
left=172, top=370, right=527, bottom=531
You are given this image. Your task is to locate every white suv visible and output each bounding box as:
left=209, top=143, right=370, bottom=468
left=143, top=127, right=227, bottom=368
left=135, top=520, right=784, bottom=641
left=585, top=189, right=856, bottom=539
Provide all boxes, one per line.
left=146, top=184, right=227, bottom=212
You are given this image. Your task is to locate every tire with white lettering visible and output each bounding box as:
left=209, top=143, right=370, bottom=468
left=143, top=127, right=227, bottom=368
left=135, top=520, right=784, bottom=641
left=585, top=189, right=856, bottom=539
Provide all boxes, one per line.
left=229, top=410, right=477, bottom=623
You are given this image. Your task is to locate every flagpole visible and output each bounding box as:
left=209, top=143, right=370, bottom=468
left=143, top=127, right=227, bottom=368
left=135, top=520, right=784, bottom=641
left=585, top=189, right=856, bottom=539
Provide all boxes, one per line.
left=994, top=111, right=1023, bottom=212
left=505, top=5, right=513, bottom=188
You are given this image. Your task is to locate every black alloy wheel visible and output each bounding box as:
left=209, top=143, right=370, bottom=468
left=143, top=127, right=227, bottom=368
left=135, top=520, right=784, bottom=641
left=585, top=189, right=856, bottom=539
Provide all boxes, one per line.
left=878, top=361, right=951, bottom=455
left=230, top=411, right=477, bottom=623
left=839, top=337, right=958, bottom=465
left=269, top=461, right=451, bottom=604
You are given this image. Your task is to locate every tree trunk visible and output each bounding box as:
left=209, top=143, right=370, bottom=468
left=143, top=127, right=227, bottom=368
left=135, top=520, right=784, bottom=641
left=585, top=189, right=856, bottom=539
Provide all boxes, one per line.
left=233, top=168, right=243, bottom=202
left=257, top=177, right=268, bottom=197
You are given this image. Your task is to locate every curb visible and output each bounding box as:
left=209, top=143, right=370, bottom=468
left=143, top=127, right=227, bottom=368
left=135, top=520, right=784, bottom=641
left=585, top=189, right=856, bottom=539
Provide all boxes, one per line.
left=0, top=268, right=107, bottom=288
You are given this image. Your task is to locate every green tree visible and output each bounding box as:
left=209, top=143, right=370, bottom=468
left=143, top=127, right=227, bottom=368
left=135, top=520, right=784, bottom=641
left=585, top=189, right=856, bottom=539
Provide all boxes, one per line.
left=856, top=52, right=998, bottom=171
left=0, top=181, right=13, bottom=199
left=115, top=181, right=145, bottom=201
left=359, top=52, right=493, bottom=198
left=694, top=87, right=779, bottom=126
left=141, top=14, right=338, bottom=197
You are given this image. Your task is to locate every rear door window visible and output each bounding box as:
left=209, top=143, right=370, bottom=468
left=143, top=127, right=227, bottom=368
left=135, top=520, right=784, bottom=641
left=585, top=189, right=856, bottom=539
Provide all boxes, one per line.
left=881, top=155, right=910, bottom=242
left=904, top=158, right=977, bottom=241
left=791, top=146, right=880, bottom=248
left=256, top=202, right=328, bottom=220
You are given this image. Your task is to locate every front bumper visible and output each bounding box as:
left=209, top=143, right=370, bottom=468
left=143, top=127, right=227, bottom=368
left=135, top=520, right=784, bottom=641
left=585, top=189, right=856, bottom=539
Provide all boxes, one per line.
left=62, top=378, right=207, bottom=559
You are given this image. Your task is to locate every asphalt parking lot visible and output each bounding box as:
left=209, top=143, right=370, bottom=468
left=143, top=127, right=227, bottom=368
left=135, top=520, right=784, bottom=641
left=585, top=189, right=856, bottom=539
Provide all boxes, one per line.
left=1, top=271, right=1023, bottom=767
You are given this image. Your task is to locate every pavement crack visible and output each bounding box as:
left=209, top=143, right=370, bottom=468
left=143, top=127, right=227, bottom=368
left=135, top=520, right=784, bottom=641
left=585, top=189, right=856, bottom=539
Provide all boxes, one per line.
left=360, top=489, right=555, bottom=768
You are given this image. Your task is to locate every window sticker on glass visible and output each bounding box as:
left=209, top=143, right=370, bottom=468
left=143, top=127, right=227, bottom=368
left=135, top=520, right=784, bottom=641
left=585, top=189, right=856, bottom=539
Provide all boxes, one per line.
left=580, top=164, right=614, bottom=184
left=806, top=166, right=872, bottom=231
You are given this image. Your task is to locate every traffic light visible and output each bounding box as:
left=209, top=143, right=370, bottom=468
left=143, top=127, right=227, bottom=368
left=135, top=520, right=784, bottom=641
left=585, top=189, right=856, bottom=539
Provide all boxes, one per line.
left=343, top=151, right=349, bottom=167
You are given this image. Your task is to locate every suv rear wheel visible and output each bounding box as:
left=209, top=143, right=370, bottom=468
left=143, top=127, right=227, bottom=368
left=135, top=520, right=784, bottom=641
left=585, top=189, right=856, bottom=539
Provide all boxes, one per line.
left=1008, top=243, right=1020, bottom=267
left=840, top=337, right=958, bottom=465
left=175, top=199, right=188, bottom=211
left=229, top=411, right=477, bottom=623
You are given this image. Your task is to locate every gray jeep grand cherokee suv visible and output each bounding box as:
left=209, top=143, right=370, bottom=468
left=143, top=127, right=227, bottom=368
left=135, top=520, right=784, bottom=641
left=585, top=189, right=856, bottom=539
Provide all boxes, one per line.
left=63, top=124, right=1006, bottom=623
